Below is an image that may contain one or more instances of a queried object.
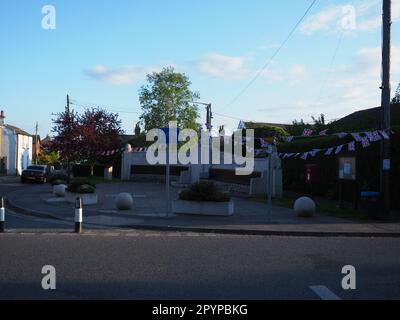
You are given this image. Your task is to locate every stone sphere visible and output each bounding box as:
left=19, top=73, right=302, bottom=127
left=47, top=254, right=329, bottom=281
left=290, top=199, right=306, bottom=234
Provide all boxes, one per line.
left=294, top=197, right=316, bottom=217
left=53, top=184, right=67, bottom=197
left=115, top=193, right=134, bottom=210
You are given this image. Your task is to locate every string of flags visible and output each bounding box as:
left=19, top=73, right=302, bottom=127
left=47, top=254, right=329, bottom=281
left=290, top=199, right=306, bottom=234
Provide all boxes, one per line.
left=286, top=128, right=390, bottom=142
left=96, top=147, right=148, bottom=157
left=278, top=129, right=392, bottom=160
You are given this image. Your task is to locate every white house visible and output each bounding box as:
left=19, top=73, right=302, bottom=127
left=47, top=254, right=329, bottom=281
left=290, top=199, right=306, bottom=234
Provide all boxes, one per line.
left=0, top=111, right=33, bottom=176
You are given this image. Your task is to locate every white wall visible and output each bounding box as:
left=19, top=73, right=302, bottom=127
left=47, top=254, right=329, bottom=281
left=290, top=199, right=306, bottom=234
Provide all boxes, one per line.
left=1, top=127, right=17, bottom=175
left=17, top=134, right=33, bottom=175
left=0, top=129, right=32, bottom=176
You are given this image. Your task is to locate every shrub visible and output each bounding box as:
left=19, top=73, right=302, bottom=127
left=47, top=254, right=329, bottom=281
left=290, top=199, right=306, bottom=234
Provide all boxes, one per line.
left=76, top=184, right=96, bottom=194
left=52, top=179, right=67, bottom=186
left=50, top=173, right=70, bottom=186
left=67, top=178, right=96, bottom=194
left=179, top=182, right=230, bottom=202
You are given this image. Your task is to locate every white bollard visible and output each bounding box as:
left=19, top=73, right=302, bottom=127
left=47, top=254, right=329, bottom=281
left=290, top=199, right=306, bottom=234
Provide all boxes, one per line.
left=74, top=197, right=83, bottom=233
left=0, top=197, right=5, bottom=233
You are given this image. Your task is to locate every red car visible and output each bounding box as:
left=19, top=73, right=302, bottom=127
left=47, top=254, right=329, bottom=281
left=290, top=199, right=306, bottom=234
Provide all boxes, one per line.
left=21, top=165, right=51, bottom=184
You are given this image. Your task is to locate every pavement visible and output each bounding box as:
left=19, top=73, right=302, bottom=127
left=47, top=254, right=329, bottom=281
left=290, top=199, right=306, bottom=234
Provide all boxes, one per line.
left=4, top=182, right=400, bottom=237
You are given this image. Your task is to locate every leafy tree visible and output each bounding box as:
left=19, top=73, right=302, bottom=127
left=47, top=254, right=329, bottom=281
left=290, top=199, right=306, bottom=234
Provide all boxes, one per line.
left=139, top=67, right=200, bottom=131
left=76, top=108, right=124, bottom=175
left=311, top=114, right=327, bottom=133
left=288, top=119, right=310, bottom=136
left=288, top=114, right=327, bottom=136
left=51, top=107, right=123, bottom=175
left=38, top=151, right=60, bottom=166
left=392, top=83, right=400, bottom=104
left=51, top=106, right=80, bottom=166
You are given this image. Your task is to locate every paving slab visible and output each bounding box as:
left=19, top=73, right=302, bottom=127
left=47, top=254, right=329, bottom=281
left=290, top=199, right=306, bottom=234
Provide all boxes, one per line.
left=5, top=182, right=400, bottom=237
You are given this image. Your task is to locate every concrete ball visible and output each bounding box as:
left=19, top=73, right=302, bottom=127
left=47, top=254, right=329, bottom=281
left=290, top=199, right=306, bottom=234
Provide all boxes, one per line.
left=115, top=193, right=134, bottom=210
left=53, top=184, right=67, bottom=197
left=294, top=197, right=316, bottom=217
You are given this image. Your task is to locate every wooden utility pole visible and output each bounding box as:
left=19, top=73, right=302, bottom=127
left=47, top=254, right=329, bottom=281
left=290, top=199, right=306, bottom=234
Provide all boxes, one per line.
left=380, top=0, right=391, bottom=217
left=34, top=122, right=39, bottom=164
left=206, top=103, right=213, bottom=133
left=66, top=94, right=71, bottom=175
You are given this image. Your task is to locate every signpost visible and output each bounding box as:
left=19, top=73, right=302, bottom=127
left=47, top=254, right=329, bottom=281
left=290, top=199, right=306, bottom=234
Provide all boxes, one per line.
left=266, top=145, right=277, bottom=223
left=161, top=127, right=180, bottom=217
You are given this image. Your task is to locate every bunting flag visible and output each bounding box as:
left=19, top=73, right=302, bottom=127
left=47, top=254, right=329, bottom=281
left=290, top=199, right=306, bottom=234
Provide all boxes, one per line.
left=278, top=128, right=395, bottom=160
left=260, top=138, right=269, bottom=148
left=319, top=129, right=328, bottom=136
left=335, top=145, right=344, bottom=155
left=379, top=130, right=390, bottom=140
left=361, top=137, right=370, bottom=148
left=351, top=133, right=363, bottom=142
left=286, top=129, right=393, bottom=143
left=310, top=149, right=320, bottom=157
left=302, top=129, right=313, bottom=137
left=300, top=152, right=309, bottom=160
left=334, top=132, right=348, bottom=139
left=365, top=131, right=380, bottom=142
left=348, top=141, right=356, bottom=152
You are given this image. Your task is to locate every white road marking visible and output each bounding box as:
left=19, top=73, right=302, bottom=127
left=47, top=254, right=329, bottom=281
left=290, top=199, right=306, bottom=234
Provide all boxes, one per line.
left=310, top=286, right=341, bottom=300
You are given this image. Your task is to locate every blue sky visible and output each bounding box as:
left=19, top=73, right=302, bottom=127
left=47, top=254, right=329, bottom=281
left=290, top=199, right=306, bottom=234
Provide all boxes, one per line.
left=0, top=0, right=399, bottom=137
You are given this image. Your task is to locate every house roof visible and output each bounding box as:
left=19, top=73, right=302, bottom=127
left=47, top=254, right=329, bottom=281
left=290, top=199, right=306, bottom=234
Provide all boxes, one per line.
left=3, top=124, right=32, bottom=137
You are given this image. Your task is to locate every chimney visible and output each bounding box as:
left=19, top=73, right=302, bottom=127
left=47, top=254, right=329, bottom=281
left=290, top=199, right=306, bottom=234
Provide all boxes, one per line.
left=0, top=111, right=5, bottom=126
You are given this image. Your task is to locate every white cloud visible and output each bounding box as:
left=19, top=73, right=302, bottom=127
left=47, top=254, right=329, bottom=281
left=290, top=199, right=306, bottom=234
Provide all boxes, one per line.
left=300, top=0, right=400, bottom=35
left=300, top=6, right=343, bottom=35
left=85, top=64, right=159, bottom=85
left=289, top=64, right=306, bottom=77
left=197, top=53, right=247, bottom=80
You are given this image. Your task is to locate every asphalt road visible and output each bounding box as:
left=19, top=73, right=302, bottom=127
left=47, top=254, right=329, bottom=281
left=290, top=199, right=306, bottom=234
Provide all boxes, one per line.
left=1, top=231, right=400, bottom=300
left=1, top=181, right=400, bottom=300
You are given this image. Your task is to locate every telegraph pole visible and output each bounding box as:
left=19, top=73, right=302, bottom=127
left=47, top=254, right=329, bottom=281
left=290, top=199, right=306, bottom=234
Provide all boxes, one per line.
left=66, top=94, right=71, bottom=176
left=34, top=122, right=39, bottom=164
left=380, top=0, right=391, bottom=217
left=206, top=103, right=213, bottom=132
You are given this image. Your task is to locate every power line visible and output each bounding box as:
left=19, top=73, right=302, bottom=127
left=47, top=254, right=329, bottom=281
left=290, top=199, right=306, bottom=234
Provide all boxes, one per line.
left=69, top=100, right=141, bottom=115
left=221, top=0, right=318, bottom=111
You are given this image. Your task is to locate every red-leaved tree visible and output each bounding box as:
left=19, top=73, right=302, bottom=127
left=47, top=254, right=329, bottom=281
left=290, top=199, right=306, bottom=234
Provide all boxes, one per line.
left=76, top=108, right=124, bottom=175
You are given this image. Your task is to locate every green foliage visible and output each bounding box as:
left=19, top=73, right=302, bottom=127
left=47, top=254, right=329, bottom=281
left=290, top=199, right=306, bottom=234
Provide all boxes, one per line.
left=179, top=182, right=230, bottom=202
left=126, top=133, right=153, bottom=148
left=392, top=83, right=400, bottom=104
left=327, top=104, right=400, bottom=133
left=139, top=67, right=200, bottom=131
left=38, top=151, right=60, bottom=166
left=246, top=125, right=289, bottom=140
left=51, top=179, right=68, bottom=186
left=288, top=114, right=327, bottom=136
left=67, top=178, right=96, bottom=194
left=288, top=119, right=310, bottom=136
left=278, top=127, right=400, bottom=210
left=50, top=173, right=70, bottom=186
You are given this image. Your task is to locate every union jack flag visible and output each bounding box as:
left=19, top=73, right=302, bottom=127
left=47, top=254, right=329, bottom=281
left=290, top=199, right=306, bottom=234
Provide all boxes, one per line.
left=302, top=129, right=313, bottom=137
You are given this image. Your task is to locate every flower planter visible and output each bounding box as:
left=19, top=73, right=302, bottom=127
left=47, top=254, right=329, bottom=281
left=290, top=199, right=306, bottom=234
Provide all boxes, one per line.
left=173, top=200, right=234, bottom=217
left=66, top=192, right=98, bottom=206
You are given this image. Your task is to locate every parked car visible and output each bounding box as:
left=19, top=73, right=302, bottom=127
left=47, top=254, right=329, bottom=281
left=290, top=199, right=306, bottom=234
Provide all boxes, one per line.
left=21, top=165, right=52, bottom=184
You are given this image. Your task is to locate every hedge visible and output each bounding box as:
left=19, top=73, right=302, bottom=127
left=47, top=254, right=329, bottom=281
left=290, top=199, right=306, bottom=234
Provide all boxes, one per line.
left=278, top=127, right=399, bottom=209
